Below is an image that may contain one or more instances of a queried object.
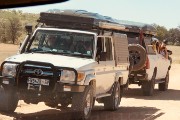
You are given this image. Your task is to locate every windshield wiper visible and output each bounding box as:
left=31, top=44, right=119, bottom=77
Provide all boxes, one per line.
left=33, top=50, right=59, bottom=54
left=31, top=50, right=91, bottom=58
left=33, top=50, right=72, bottom=56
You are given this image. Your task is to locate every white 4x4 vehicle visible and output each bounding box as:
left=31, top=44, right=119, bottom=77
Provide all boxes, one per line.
left=126, top=23, right=171, bottom=96
left=0, top=11, right=129, bottom=119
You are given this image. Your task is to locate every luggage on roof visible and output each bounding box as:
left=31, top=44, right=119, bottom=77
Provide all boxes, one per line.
left=38, top=11, right=126, bottom=31
left=116, top=20, right=157, bottom=35
left=37, top=9, right=156, bottom=36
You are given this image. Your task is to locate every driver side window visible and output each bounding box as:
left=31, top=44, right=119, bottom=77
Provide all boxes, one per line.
left=96, top=36, right=113, bottom=61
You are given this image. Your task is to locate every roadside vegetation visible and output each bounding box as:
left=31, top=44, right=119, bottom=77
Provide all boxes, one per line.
left=153, top=24, right=180, bottom=46
left=0, top=10, right=39, bottom=44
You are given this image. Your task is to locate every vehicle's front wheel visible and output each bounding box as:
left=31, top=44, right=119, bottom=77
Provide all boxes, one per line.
left=142, top=70, right=156, bottom=96
left=71, top=86, right=94, bottom=120
left=0, top=85, right=19, bottom=112
left=158, top=71, right=169, bottom=91
left=103, top=82, right=121, bottom=110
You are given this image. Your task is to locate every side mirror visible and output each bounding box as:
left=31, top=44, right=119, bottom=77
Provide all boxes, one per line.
left=25, top=24, right=33, bottom=34
left=100, top=52, right=107, bottom=61
left=167, top=50, right=172, bottom=55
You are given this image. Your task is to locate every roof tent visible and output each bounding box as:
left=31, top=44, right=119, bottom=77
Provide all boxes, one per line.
left=38, top=10, right=126, bottom=32
left=37, top=9, right=156, bottom=36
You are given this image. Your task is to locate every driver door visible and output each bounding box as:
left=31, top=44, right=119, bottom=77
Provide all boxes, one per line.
left=95, top=36, right=115, bottom=95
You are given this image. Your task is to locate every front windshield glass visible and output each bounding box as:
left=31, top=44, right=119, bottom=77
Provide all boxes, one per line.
left=27, top=30, right=94, bottom=58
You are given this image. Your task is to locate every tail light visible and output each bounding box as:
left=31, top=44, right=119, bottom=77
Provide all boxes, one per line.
left=146, top=56, right=150, bottom=69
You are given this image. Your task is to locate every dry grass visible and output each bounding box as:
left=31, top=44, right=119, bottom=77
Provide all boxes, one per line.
left=0, top=44, right=180, bottom=65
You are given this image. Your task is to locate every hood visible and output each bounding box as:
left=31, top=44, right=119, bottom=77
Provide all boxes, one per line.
left=5, top=53, right=96, bottom=70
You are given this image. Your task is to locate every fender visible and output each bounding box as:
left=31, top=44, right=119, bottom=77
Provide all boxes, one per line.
left=115, top=72, right=123, bottom=83
left=115, top=71, right=128, bottom=85
left=84, top=74, right=96, bottom=97
left=84, top=74, right=96, bottom=85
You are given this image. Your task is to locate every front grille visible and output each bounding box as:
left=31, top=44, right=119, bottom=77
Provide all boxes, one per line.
left=17, top=63, right=60, bottom=92
left=20, top=64, right=61, bottom=78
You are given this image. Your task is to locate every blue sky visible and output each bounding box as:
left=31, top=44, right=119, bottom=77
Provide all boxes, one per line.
left=10, top=0, right=180, bottom=29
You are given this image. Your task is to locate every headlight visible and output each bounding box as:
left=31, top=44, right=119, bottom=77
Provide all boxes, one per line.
left=2, top=63, right=18, bottom=77
left=60, top=70, right=85, bottom=82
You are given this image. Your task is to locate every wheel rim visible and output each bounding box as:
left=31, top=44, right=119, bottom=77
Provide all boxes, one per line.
left=84, top=91, right=91, bottom=116
left=130, top=50, right=140, bottom=65
left=114, top=86, right=120, bottom=107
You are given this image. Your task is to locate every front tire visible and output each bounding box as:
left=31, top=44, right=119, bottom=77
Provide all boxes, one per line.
left=103, top=82, right=121, bottom=111
left=0, top=85, right=18, bottom=112
left=158, top=71, right=169, bottom=91
left=72, top=86, right=94, bottom=120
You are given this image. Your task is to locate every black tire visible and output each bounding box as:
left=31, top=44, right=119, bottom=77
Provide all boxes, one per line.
left=141, top=70, right=156, bottom=96
left=0, top=85, right=18, bottom=112
left=45, top=101, right=58, bottom=108
left=128, top=44, right=146, bottom=71
left=158, top=71, right=169, bottom=91
left=103, top=82, right=121, bottom=111
left=72, top=86, right=94, bottom=120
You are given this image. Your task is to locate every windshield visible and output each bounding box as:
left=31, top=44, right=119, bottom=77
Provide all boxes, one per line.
left=27, top=30, right=95, bottom=58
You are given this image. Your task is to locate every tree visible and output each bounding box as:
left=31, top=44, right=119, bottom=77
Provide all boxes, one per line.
left=0, top=19, right=7, bottom=43
left=168, top=28, right=180, bottom=44
left=153, top=24, right=168, bottom=41
left=7, top=17, right=22, bottom=44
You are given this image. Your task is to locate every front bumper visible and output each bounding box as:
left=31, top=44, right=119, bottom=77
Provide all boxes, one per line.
left=0, top=75, right=86, bottom=104
left=0, top=76, right=15, bottom=85
left=0, top=76, right=85, bottom=93
left=0, top=61, right=86, bottom=102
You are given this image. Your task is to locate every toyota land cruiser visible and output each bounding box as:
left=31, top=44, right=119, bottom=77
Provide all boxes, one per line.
left=0, top=10, right=129, bottom=119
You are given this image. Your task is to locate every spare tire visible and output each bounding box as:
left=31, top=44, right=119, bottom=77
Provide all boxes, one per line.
left=128, top=44, right=146, bottom=71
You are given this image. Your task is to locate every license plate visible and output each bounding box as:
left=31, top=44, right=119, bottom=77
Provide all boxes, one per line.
left=27, top=77, right=49, bottom=86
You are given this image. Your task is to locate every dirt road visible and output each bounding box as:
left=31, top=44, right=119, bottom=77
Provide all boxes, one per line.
left=0, top=63, right=179, bottom=120
left=0, top=44, right=180, bottom=120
